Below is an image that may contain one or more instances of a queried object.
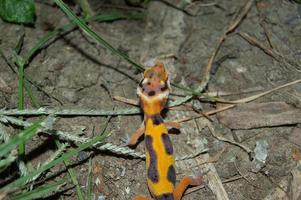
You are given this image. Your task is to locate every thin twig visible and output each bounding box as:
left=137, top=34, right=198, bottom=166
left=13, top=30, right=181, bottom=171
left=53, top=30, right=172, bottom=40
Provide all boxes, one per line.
left=197, top=0, right=254, bottom=93
left=113, top=96, right=139, bottom=106
left=185, top=175, right=244, bottom=195
left=113, top=95, right=200, bottom=111
left=234, top=159, right=263, bottom=190
left=207, top=122, right=253, bottom=156
left=237, top=31, right=280, bottom=61
left=0, top=115, right=206, bottom=161
left=0, top=115, right=145, bottom=159
left=260, top=171, right=288, bottom=196
left=0, top=95, right=193, bottom=116
left=226, top=0, right=254, bottom=34
left=2, top=78, right=298, bottom=119
left=177, top=79, right=301, bottom=123
left=0, top=107, right=141, bottom=116
left=192, top=119, right=229, bottom=200
left=221, top=79, right=301, bottom=104
left=238, top=31, right=301, bottom=72
left=183, top=147, right=227, bottom=170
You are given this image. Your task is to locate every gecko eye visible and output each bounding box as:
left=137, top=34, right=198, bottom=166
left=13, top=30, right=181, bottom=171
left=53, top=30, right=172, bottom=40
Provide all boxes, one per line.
left=139, top=79, right=143, bottom=88
left=160, top=84, right=168, bottom=92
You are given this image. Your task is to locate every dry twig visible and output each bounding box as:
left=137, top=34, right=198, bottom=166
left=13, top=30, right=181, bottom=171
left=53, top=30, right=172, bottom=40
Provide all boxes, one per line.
left=197, top=0, right=254, bottom=93
left=234, top=159, right=263, bottom=190
left=185, top=175, right=244, bottom=195
left=177, top=79, right=301, bottom=123
left=207, top=122, right=253, bottom=157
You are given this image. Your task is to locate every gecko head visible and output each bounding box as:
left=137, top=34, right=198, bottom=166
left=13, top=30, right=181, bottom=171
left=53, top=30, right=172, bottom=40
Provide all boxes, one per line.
left=137, top=61, right=170, bottom=113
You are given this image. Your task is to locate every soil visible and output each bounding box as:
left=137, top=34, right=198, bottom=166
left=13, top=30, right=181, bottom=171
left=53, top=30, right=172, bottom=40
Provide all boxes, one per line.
left=0, top=0, right=301, bottom=199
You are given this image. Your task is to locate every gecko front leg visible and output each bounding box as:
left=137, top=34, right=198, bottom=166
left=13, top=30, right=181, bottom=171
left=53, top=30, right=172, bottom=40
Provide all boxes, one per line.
left=127, top=126, right=145, bottom=146
left=127, top=121, right=181, bottom=147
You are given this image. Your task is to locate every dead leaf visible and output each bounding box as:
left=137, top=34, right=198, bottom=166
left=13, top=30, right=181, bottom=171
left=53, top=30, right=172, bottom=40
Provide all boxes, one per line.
left=93, top=163, right=105, bottom=194
left=291, top=148, right=301, bottom=161
left=217, top=102, right=301, bottom=129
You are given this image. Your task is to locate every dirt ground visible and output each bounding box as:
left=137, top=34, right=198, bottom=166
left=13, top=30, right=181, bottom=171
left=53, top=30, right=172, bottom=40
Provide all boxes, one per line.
left=0, top=0, right=301, bottom=199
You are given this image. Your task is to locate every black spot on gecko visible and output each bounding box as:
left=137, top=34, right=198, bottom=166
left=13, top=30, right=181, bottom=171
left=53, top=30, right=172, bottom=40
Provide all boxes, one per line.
left=161, top=134, right=173, bottom=155
left=167, top=165, right=176, bottom=186
left=145, top=135, right=159, bottom=183
left=155, top=193, right=174, bottom=200
left=151, top=114, right=164, bottom=125
left=148, top=90, right=156, bottom=96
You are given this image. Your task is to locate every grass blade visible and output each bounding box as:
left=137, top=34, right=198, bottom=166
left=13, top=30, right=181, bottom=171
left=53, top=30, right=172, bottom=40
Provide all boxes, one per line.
left=23, top=81, right=40, bottom=108
left=76, top=0, right=94, bottom=18
left=0, top=49, right=39, bottom=108
left=2, top=130, right=109, bottom=191
left=23, top=12, right=143, bottom=66
left=16, top=54, right=25, bottom=158
left=55, top=140, right=84, bottom=200
left=0, top=121, right=41, bottom=158
left=0, top=155, right=17, bottom=170
left=85, top=158, right=93, bottom=200
left=53, top=0, right=144, bottom=71
left=8, top=12, right=144, bottom=107
left=11, top=179, right=65, bottom=200
left=53, top=0, right=198, bottom=95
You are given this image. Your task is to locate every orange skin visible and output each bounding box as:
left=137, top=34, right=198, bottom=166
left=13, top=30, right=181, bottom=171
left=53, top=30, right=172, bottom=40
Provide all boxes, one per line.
left=128, top=62, right=203, bottom=200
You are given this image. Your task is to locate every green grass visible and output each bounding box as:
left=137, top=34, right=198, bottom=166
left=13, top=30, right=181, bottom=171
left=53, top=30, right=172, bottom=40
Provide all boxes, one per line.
left=54, top=0, right=144, bottom=71
left=0, top=121, right=41, bottom=158
left=11, top=179, right=66, bottom=200
left=55, top=140, right=85, bottom=200
left=0, top=4, right=144, bottom=198
left=0, top=113, right=110, bottom=199
left=1, top=128, right=109, bottom=195
left=53, top=0, right=203, bottom=97
left=85, top=158, right=93, bottom=200
left=14, top=31, right=27, bottom=169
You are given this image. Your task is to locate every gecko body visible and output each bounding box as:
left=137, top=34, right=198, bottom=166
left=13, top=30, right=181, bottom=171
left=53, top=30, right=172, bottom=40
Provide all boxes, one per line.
left=128, top=62, right=202, bottom=200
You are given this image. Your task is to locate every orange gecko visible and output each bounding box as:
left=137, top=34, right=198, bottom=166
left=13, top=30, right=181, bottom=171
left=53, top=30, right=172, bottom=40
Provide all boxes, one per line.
left=127, top=61, right=203, bottom=200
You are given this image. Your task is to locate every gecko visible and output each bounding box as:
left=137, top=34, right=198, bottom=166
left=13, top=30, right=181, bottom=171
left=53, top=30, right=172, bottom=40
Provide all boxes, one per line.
left=127, top=61, right=203, bottom=200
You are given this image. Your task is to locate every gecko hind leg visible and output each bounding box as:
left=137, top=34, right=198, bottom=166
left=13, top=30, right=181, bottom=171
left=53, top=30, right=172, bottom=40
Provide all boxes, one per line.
left=173, top=176, right=203, bottom=200
left=165, top=121, right=181, bottom=135
left=165, top=121, right=181, bottom=130
left=133, top=195, right=153, bottom=200
left=127, top=121, right=179, bottom=147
